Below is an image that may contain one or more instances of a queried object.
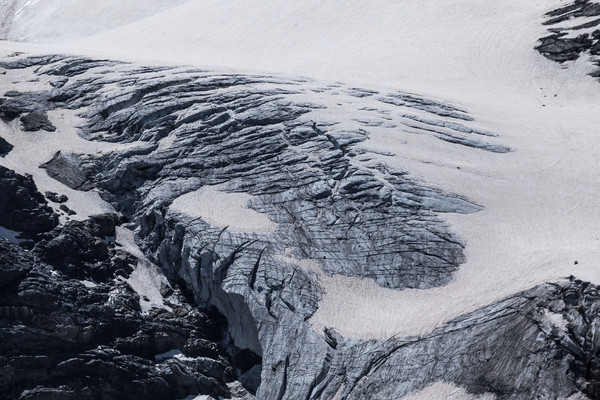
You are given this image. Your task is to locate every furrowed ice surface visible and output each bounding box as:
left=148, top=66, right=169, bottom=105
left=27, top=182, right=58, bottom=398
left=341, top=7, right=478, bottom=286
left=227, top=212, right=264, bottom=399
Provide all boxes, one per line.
left=1, top=0, right=600, bottom=399
left=401, top=382, right=495, bottom=400
left=0, top=54, right=486, bottom=292
left=1, top=49, right=600, bottom=398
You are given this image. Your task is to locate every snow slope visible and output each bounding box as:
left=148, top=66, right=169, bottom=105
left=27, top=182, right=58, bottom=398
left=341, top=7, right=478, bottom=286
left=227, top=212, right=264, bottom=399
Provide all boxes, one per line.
left=57, top=0, right=600, bottom=100
left=0, top=0, right=188, bottom=43
left=2, top=0, right=600, bottom=341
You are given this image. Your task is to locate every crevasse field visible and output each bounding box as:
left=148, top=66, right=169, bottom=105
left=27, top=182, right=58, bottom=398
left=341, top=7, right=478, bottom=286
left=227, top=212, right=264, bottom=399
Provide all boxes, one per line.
left=1, top=1, right=600, bottom=399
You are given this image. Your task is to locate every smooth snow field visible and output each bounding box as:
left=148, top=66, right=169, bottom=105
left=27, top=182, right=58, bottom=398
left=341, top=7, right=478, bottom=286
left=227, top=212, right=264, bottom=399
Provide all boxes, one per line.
left=2, top=0, right=600, bottom=345
left=170, top=185, right=278, bottom=233
left=0, top=0, right=188, bottom=43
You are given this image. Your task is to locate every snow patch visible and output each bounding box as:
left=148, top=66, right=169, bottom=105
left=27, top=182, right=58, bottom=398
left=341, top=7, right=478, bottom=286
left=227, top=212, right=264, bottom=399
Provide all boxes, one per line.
left=155, top=349, right=183, bottom=362
left=155, top=349, right=202, bottom=363
left=544, top=309, right=569, bottom=333
left=178, top=395, right=216, bottom=400
left=170, top=185, right=277, bottom=233
left=401, top=382, right=496, bottom=400
left=0, top=226, right=28, bottom=244
left=116, top=227, right=172, bottom=313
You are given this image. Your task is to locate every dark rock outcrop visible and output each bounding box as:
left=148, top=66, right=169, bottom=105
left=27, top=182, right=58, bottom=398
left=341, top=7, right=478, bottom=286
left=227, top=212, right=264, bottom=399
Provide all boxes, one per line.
left=0, top=235, right=244, bottom=400
left=0, top=165, right=58, bottom=239
left=0, top=165, right=251, bottom=399
left=40, top=151, right=97, bottom=190
left=0, top=136, right=13, bottom=155
left=20, top=110, right=56, bottom=132
left=537, top=0, right=600, bottom=77
left=32, top=213, right=131, bottom=282
left=0, top=92, right=55, bottom=132
left=44, top=191, right=68, bottom=204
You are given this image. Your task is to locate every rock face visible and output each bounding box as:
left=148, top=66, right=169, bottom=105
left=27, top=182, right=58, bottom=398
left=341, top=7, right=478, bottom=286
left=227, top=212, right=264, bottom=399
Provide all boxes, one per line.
left=0, top=135, right=12, bottom=155
left=0, top=53, right=599, bottom=399
left=0, top=180, right=258, bottom=399
left=0, top=238, right=248, bottom=400
left=537, top=0, right=600, bottom=76
left=0, top=165, right=58, bottom=239
left=0, top=90, right=56, bottom=131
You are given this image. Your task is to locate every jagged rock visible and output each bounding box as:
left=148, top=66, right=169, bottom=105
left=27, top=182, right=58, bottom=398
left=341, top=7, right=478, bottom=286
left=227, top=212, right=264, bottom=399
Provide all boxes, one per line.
left=44, top=191, right=68, bottom=203
left=4, top=90, right=22, bottom=97
left=0, top=96, right=26, bottom=121
left=0, top=159, right=255, bottom=399
left=32, top=214, right=128, bottom=281
left=0, top=238, right=241, bottom=400
left=537, top=0, right=600, bottom=76
left=0, top=92, right=55, bottom=132
left=0, top=165, right=58, bottom=238
left=40, top=151, right=97, bottom=190
left=58, top=204, right=76, bottom=215
left=0, top=136, right=13, bottom=155
left=20, top=110, right=56, bottom=132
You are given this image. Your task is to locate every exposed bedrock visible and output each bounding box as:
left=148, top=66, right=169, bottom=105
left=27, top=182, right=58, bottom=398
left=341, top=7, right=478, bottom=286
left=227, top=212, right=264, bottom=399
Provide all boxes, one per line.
left=0, top=135, right=13, bottom=155
left=0, top=167, right=256, bottom=399
left=0, top=91, right=56, bottom=132
left=537, top=0, right=600, bottom=76
left=1, top=54, right=599, bottom=399
left=0, top=165, right=58, bottom=239
left=0, top=238, right=247, bottom=400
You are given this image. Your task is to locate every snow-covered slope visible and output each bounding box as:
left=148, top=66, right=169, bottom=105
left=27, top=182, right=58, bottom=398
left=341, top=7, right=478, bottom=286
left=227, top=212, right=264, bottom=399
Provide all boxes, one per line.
left=34, top=0, right=599, bottom=99
left=0, top=0, right=188, bottom=43
left=2, top=0, right=600, bottom=399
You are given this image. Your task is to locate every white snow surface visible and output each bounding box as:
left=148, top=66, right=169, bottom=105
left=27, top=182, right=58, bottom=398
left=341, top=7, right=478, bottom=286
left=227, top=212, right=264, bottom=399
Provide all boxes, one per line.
left=154, top=349, right=201, bottom=363
left=170, top=185, right=278, bottom=233
left=401, top=382, right=496, bottom=400
left=0, top=0, right=188, bottom=43
left=0, top=0, right=599, bottom=340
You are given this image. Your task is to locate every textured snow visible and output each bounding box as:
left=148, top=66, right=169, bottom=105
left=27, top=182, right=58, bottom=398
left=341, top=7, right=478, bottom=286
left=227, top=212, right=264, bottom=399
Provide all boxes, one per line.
left=0, top=0, right=188, bottom=43
left=544, top=309, right=570, bottom=333
left=48, top=0, right=600, bottom=98
left=401, top=382, right=496, bottom=400
left=170, top=185, right=278, bottom=233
